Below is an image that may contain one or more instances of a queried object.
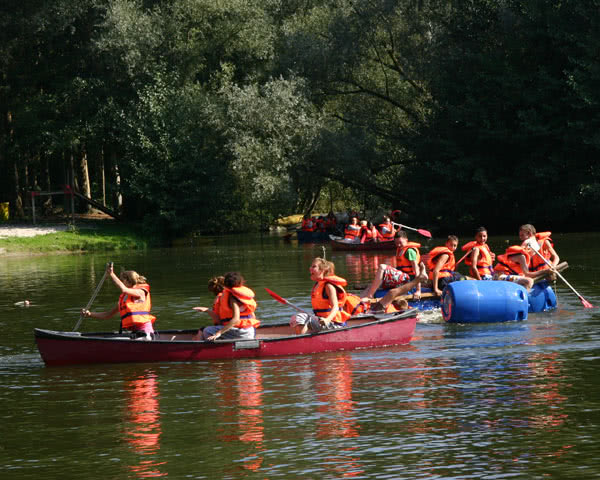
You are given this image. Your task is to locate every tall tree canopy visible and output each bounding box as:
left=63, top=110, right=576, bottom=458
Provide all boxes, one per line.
left=2, top=0, right=599, bottom=235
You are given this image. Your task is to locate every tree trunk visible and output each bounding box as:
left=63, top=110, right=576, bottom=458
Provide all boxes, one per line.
left=7, top=112, right=24, bottom=218
left=78, top=145, right=91, bottom=213
left=100, top=145, right=106, bottom=207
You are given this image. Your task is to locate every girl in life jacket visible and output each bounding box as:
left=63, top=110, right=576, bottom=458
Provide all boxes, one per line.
left=360, top=221, right=382, bottom=243
left=202, top=271, right=259, bottom=341
left=290, top=257, right=350, bottom=335
left=519, top=224, right=560, bottom=274
left=493, top=246, right=535, bottom=289
left=191, top=276, right=225, bottom=340
left=81, top=263, right=156, bottom=340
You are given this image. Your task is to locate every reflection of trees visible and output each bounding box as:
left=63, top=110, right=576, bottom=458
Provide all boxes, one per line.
left=124, top=370, right=167, bottom=478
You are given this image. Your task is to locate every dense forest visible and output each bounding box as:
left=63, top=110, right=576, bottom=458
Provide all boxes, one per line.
left=1, top=0, right=599, bottom=236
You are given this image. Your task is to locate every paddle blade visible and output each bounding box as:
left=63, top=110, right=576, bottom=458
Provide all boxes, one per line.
left=265, top=288, right=287, bottom=305
left=417, top=228, right=432, bottom=238
left=580, top=297, right=594, bottom=308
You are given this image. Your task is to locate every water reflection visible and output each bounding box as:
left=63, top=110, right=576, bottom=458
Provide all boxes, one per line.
left=124, top=370, right=167, bottom=478
left=216, top=360, right=265, bottom=473
left=342, top=253, right=393, bottom=283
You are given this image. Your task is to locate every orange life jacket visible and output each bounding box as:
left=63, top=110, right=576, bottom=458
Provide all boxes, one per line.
left=311, top=275, right=350, bottom=324
left=361, top=226, right=380, bottom=243
left=325, top=217, right=337, bottom=230
left=211, top=293, right=224, bottom=325
left=528, top=231, right=554, bottom=272
left=118, top=283, right=156, bottom=330
left=463, top=241, right=494, bottom=277
left=426, top=246, right=456, bottom=280
left=494, top=246, right=531, bottom=275
left=217, top=286, right=259, bottom=329
left=315, top=218, right=326, bottom=232
left=378, top=222, right=395, bottom=241
left=395, top=242, right=421, bottom=276
left=344, top=224, right=361, bottom=240
left=343, top=293, right=370, bottom=316
left=301, top=218, right=314, bottom=232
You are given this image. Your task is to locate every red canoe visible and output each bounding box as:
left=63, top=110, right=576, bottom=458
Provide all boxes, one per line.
left=34, top=310, right=417, bottom=366
left=329, top=235, right=396, bottom=251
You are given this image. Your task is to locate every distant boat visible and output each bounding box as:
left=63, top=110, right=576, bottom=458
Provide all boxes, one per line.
left=330, top=235, right=396, bottom=251
left=34, top=310, right=417, bottom=366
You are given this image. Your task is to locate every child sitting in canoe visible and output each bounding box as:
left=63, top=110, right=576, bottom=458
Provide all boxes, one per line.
left=200, top=272, right=260, bottom=341
left=290, top=257, right=350, bottom=334
left=81, top=263, right=156, bottom=340
left=191, top=276, right=225, bottom=340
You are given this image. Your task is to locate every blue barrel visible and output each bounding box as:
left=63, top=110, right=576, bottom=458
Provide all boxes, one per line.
left=442, top=280, right=529, bottom=323
left=527, top=281, right=557, bottom=313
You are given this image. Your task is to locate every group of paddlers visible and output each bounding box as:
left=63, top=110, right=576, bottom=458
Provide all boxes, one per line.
left=340, top=215, right=397, bottom=243
left=300, top=212, right=338, bottom=233
left=80, top=223, right=559, bottom=342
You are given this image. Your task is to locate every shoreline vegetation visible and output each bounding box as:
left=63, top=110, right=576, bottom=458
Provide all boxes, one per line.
left=0, top=213, right=306, bottom=256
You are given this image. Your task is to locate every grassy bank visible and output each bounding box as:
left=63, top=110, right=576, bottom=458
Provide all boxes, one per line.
left=0, top=222, right=149, bottom=255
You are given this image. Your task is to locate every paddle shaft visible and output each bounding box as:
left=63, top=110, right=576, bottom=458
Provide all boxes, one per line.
left=529, top=248, right=592, bottom=306
left=72, top=263, right=111, bottom=331
left=455, top=248, right=473, bottom=266
left=265, top=288, right=310, bottom=315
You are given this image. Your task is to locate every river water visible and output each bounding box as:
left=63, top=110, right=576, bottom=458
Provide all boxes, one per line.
left=1, top=231, right=600, bottom=479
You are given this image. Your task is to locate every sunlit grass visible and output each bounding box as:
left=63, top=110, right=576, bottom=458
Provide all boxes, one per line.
left=0, top=223, right=148, bottom=255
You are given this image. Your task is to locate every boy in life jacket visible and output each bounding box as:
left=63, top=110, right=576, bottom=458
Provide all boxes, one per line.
left=191, top=276, right=225, bottom=340
left=81, top=263, right=156, bottom=340
left=202, top=271, right=259, bottom=341
left=360, top=230, right=427, bottom=311
left=427, top=235, right=465, bottom=297
left=519, top=224, right=559, bottom=279
left=462, top=227, right=496, bottom=280
left=290, top=257, right=350, bottom=334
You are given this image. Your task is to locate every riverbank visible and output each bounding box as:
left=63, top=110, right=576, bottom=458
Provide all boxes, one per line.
left=0, top=217, right=148, bottom=256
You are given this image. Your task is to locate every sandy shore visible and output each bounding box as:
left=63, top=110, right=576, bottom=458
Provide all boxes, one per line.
left=0, top=224, right=68, bottom=238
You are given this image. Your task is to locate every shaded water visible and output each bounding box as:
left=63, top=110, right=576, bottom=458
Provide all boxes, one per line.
left=1, top=232, right=600, bottom=479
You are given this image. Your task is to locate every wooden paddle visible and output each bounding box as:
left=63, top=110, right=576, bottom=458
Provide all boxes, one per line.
left=524, top=239, right=593, bottom=308
left=392, top=222, right=432, bottom=238
left=265, top=288, right=310, bottom=314
left=72, top=262, right=111, bottom=331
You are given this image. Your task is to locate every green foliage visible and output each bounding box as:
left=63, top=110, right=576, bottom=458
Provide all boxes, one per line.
left=3, top=0, right=600, bottom=237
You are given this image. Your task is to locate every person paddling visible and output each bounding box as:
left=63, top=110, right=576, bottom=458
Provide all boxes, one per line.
left=81, top=263, right=156, bottom=340
left=519, top=224, right=559, bottom=278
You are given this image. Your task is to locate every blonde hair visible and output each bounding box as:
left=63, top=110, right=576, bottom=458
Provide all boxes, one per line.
left=120, top=270, right=147, bottom=286
left=312, top=257, right=335, bottom=276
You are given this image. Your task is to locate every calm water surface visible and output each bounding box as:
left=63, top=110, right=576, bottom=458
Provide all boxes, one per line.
left=1, top=232, right=600, bottom=479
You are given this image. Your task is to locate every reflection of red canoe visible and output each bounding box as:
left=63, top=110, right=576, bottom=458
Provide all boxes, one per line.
left=330, top=235, right=396, bottom=251
left=34, top=311, right=417, bottom=366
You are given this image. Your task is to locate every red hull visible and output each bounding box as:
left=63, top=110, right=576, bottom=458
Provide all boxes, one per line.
left=330, top=235, right=396, bottom=251
left=34, top=312, right=417, bottom=366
